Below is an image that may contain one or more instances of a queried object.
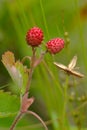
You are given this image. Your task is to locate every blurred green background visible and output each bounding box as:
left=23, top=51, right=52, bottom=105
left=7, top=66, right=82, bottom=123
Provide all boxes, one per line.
left=0, top=0, right=87, bottom=130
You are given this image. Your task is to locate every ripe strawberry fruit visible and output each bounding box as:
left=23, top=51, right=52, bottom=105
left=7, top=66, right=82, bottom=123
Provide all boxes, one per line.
left=46, top=38, right=64, bottom=54
left=26, top=27, right=44, bottom=47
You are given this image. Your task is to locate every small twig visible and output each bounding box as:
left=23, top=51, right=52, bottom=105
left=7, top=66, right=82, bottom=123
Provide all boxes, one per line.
left=11, top=117, right=61, bottom=129
left=10, top=112, right=23, bottom=130
left=26, top=110, right=48, bottom=130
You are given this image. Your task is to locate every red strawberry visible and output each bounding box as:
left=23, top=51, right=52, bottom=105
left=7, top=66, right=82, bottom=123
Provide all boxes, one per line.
left=26, top=27, right=44, bottom=47
left=46, top=38, right=64, bottom=54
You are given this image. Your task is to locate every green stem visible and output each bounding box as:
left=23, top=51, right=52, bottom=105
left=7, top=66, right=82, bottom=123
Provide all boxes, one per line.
left=62, top=75, right=69, bottom=130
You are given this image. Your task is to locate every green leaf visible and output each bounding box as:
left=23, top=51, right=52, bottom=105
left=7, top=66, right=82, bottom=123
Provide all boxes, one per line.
left=0, top=90, right=20, bottom=118
left=15, top=61, right=29, bottom=95
left=2, top=51, right=29, bottom=95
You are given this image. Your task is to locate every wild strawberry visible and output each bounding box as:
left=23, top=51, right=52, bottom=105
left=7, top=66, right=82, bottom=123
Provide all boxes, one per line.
left=26, top=27, right=44, bottom=47
left=46, top=38, right=64, bottom=54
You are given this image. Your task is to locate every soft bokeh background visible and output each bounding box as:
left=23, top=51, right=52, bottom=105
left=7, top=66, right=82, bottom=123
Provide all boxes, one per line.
left=0, top=0, right=87, bottom=130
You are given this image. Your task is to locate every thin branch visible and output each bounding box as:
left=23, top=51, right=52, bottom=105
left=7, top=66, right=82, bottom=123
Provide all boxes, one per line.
left=27, top=110, right=48, bottom=130
left=13, top=117, right=61, bottom=129
left=10, top=112, right=23, bottom=130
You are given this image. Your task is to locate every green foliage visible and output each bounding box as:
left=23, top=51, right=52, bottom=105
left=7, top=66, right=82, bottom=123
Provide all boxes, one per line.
left=0, top=90, right=20, bottom=118
left=15, top=61, right=29, bottom=94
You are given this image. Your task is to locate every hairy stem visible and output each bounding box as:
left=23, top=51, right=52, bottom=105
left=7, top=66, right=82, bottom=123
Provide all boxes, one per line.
left=25, top=47, right=36, bottom=93
left=27, top=110, right=48, bottom=130
left=10, top=112, right=23, bottom=130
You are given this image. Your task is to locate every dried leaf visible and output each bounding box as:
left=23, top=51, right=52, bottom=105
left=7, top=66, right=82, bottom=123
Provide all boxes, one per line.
left=2, top=51, right=15, bottom=66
